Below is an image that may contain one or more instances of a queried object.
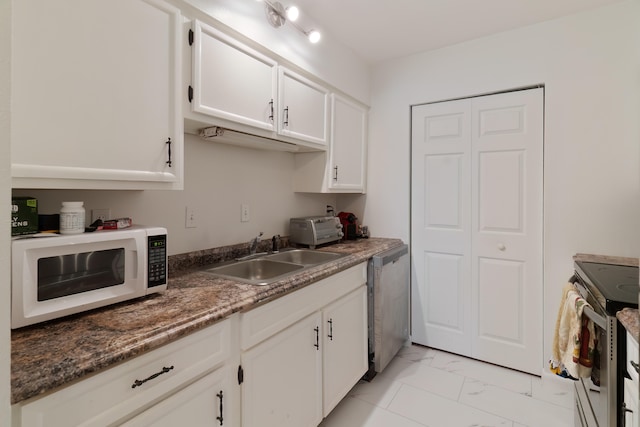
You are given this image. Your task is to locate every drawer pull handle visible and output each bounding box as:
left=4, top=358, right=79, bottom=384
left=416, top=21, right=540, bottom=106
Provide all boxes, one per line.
left=631, top=360, right=640, bottom=374
left=268, top=99, right=274, bottom=122
left=216, top=390, right=224, bottom=425
left=314, top=326, right=320, bottom=350
left=131, top=365, right=174, bottom=389
left=165, top=138, right=172, bottom=167
left=328, top=318, right=333, bottom=341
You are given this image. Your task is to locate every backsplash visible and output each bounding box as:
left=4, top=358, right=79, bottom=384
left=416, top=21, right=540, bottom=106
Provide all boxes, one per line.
left=168, top=236, right=291, bottom=274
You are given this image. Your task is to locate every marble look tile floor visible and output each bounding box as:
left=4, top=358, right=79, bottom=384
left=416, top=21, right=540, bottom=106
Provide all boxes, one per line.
left=320, top=345, right=574, bottom=427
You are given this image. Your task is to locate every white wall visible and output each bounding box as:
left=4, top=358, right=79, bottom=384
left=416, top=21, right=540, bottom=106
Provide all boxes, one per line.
left=0, top=0, right=11, bottom=423
left=14, top=134, right=337, bottom=256
left=365, top=0, right=640, bottom=373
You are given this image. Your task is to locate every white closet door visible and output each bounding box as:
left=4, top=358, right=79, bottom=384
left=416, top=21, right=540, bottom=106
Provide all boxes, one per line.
left=411, top=88, right=543, bottom=375
left=471, top=89, right=543, bottom=374
left=411, top=99, right=473, bottom=356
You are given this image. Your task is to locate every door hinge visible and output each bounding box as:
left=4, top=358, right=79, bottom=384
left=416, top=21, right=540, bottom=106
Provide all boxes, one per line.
left=188, top=85, right=193, bottom=103
left=237, top=365, right=244, bottom=385
left=188, top=29, right=194, bottom=46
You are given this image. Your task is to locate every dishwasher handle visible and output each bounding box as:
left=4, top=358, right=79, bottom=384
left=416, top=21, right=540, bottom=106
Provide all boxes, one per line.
left=372, top=244, right=408, bottom=268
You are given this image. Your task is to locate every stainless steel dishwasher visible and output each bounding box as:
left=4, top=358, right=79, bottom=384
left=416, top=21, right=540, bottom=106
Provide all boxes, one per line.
left=364, top=244, right=410, bottom=379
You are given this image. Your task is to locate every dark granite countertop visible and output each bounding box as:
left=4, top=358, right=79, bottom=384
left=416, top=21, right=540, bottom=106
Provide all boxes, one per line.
left=617, top=308, right=640, bottom=343
left=573, top=253, right=639, bottom=267
left=11, top=238, right=403, bottom=405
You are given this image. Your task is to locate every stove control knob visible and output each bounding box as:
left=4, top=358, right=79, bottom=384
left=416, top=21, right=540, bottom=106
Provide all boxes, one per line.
left=497, top=243, right=506, bottom=251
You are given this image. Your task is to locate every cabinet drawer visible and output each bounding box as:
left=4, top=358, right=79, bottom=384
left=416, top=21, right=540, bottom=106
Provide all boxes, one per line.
left=16, top=318, right=232, bottom=427
left=627, top=331, right=639, bottom=384
left=241, top=263, right=366, bottom=351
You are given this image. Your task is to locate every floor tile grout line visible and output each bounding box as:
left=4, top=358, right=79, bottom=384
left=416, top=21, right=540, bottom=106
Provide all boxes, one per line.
left=349, top=392, right=432, bottom=427
left=340, top=345, right=574, bottom=426
left=390, top=381, right=517, bottom=426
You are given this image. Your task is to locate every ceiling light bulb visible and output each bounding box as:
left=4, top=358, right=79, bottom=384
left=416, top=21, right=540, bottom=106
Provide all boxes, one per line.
left=308, top=29, right=321, bottom=43
left=286, top=6, right=299, bottom=22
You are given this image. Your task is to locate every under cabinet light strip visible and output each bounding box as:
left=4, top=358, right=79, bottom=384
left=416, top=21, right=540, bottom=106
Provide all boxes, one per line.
left=199, top=126, right=299, bottom=152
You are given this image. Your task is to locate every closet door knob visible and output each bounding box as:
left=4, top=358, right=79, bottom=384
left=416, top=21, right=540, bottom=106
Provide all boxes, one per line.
left=497, top=243, right=506, bottom=251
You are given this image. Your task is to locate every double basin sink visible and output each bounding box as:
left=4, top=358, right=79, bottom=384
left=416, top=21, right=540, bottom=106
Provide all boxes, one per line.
left=204, top=249, right=347, bottom=285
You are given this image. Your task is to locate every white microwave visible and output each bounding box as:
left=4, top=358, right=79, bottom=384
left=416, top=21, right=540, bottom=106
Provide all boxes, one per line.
left=11, top=225, right=167, bottom=329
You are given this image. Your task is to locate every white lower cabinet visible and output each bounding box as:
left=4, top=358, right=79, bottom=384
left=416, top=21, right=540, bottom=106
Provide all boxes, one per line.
left=322, top=287, right=368, bottom=416
left=240, top=263, right=368, bottom=427
left=13, top=317, right=237, bottom=427
left=122, top=365, right=238, bottom=427
left=241, top=312, right=323, bottom=427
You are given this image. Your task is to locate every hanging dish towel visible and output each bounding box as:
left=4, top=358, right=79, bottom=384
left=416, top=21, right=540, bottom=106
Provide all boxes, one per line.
left=549, top=282, right=596, bottom=379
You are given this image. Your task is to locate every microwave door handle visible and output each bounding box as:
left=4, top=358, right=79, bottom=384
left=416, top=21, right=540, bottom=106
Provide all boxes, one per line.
left=583, top=305, right=606, bottom=329
left=131, top=250, right=138, bottom=279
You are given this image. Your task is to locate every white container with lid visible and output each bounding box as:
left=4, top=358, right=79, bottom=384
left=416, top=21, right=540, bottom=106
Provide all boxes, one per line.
left=59, top=201, right=85, bottom=234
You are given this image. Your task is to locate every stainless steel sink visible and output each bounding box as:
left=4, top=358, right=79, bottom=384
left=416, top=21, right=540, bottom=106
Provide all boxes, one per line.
left=264, top=249, right=345, bottom=266
left=203, top=249, right=346, bottom=285
left=205, top=259, right=304, bottom=286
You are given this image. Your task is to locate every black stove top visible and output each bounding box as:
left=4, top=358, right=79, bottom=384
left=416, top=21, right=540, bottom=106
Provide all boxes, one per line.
left=575, top=261, right=639, bottom=315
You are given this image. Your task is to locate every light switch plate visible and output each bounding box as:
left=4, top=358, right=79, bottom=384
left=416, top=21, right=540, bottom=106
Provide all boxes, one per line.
left=185, top=206, right=197, bottom=228
left=241, top=204, right=250, bottom=222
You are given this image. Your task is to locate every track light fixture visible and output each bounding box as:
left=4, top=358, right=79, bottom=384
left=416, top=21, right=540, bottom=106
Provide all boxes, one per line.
left=261, top=0, right=321, bottom=44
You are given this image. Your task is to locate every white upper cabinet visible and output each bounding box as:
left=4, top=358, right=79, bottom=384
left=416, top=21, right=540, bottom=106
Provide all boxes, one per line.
left=187, top=23, right=330, bottom=151
left=328, top=94, right=367, bottom=192
left=277, top=67, right=330, bottom=146
left=11, top=0, right=183, bottom=190
left=293, top=94, right=368, bottom=193
left=190, top=20, right=278, bottom=132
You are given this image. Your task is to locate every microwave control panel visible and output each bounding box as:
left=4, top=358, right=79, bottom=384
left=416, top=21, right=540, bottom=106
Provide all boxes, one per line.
left=147, top=235, right=167, bottom=288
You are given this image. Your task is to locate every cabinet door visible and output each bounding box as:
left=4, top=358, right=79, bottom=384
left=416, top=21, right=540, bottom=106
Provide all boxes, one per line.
left=322, top=286, right=368, bottom=416
left=191, top=20, right=277, bottom=132
left=278, top=68, right=329, bottom=146
left=121, top=366, right=239, bottom=427
left=328, top=94, right=368, bottom=192
left=241, top=312, right=322, bottom=427
left=12, top=0, right=183, bottom=190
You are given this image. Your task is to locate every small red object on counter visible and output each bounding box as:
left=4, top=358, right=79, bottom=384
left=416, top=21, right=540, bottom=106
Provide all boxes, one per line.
left=102, top=218, right=132, bottom=230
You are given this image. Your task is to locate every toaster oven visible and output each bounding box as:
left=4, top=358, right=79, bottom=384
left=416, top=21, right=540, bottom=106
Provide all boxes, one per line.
left=289, top=216, right=343, bottom=248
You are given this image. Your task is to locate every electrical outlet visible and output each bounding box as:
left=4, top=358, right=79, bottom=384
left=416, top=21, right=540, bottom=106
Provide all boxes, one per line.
left=241, top=204, right=250, bottom=222
left=91, top=209, right=111, bottom=223
left=185, top=206, right=197, bottom=228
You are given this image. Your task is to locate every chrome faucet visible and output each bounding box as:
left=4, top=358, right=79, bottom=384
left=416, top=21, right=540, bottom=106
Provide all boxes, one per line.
left=249, top=232, right=264, bottom=255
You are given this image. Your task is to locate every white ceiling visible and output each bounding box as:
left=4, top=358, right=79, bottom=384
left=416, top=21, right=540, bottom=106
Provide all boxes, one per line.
left=289, top=0, right=624, bottom=64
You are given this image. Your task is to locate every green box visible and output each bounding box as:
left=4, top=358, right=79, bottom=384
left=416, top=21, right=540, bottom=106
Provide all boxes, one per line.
left=11, top=197, right=38, bottom=236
